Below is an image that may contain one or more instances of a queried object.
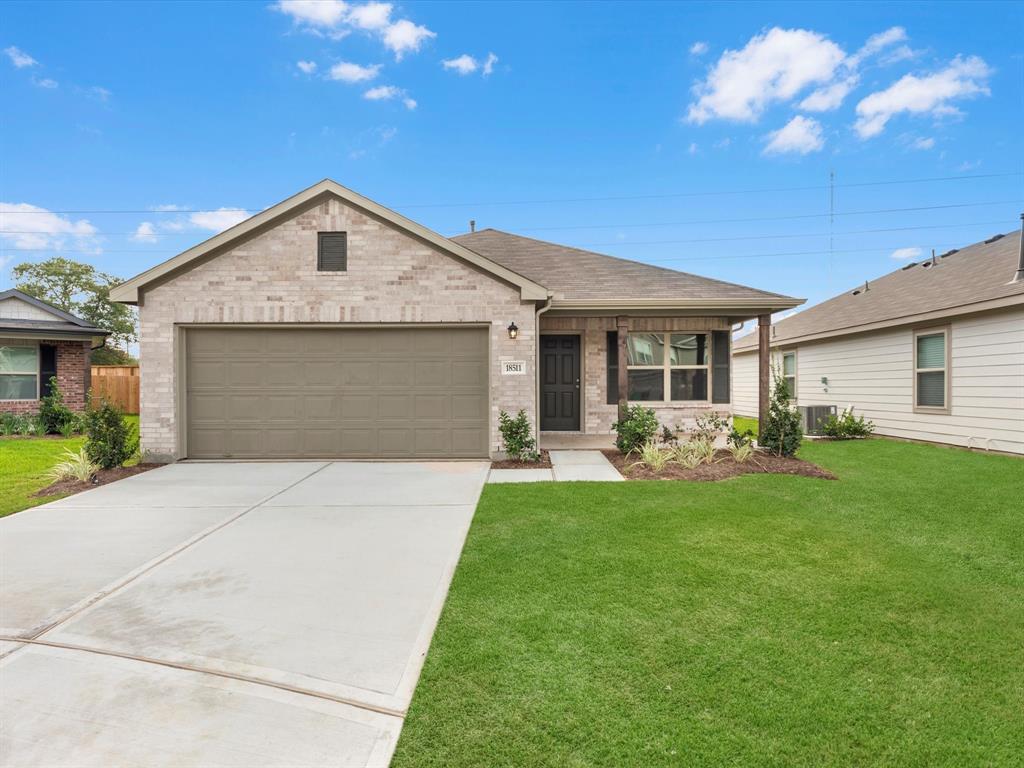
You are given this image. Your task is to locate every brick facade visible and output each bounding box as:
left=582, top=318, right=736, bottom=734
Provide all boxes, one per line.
left=539, top=316, right=733, bottom=436
left=138, top=196, right=536, bottom=461
left=0, top=338, right=91, bottom=414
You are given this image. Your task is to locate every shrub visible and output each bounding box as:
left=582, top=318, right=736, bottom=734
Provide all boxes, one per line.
left=38, top=377, right=75, bottom=434
left=670, top=438, right=716, bottom=468
left=498, top=409, right=539, bottom=462
left=49, top=447, right=99, bottom=483
left=659, top=425, right=679, bottom=445
left=612, top=405, right=658, bottom=454
left=0, top=413, right=17, bottom=436
left=628, top=441, right=671, bottom=472
left=12, top=414, right=35, bottom=436
left=84, top=397, right=138, bottom=469
left=759, top=373, right=803, bottom=457
left=728, top=426, right=755, bottom=448
left=822, top=408, right=875, bottom=439
left=30, top=416, right=48, bottom=437
left=692, top=412, right=729, bottom=443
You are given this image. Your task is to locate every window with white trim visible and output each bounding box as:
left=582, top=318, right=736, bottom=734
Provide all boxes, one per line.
left=782, top=351, right=797, bottom=399
left=0, top=345, right=38, bottom=401
left=625, top=333, right=709, bottom=402
left=915, top=329, right=948, bottom=410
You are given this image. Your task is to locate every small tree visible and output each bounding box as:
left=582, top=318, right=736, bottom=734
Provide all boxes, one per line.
left=38, top=376, right=76, bottom=434
left=759, top=372, right=802, bottom=457
left=84, top=396, right=138, bottom=469
left=498, top=409, right=539, bottom=462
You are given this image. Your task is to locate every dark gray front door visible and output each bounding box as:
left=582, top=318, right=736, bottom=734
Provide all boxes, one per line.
left=540, top=335, right=580, bottom=431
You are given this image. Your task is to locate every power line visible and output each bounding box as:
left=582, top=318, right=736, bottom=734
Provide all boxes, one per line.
left=3, top=172, right=1021, bottom=215
left=3, top=201, right=1019, bottom=239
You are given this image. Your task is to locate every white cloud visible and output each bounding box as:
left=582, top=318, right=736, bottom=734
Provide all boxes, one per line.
left=763, top=115, right=825, bottom=155
left=4, top=46, right=37, bottom=68
left=402, top=96, right=417, bottom=110
left=382, top=18, right=435, bottom=60
left=688, top=25, right=919, bottom=124
left=274, top=1, right=433, bottom=59
left=687, top=28, right=846, bottom=123
left=189, top=208, right=249, bottom=232
left=364, top=85, right=400, bottom=100
left=0, top=202, right=99, bottom=252
left=957, top=159, right=981, bottom=172
left=483, top=52, right=498, bottom=76
left=442, top=54, right=478, bottom=75
left=297, top=60, right=318, bottom=74
left=132, top=222, right=158, bottom=243
left=347, top=1, right=392, bottom=30
left=911, top=136, right=935, bottom=150
left=689, top=41, right=708, bottom=56
left=890, top=246, right=922, bottom=260
left=85, top=85, right=112, bottom=101
left=714, top=137, right=731, bottom=149
left=799, top=76, right=859, bottom=111
left=150, top=203, right=188, bottom=212
left=328, top=61, right=381, bottom=82
left=33, top=77, right=58, bottom=89
left=854, top=55, right=992, bottom=138
left=687, top=142, right=698, bottom=155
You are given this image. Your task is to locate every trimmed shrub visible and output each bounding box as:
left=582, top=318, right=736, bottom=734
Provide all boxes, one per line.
left=39, top=376, right=76, bottom=434
left=822, top=408, right=875, bottom=439
left=612, top=405, right=658, bottom=454
left=498, top=409, right=539, bottom=462
left=49, top=447, right=99, bottom=483
left=84, top=397, right=138, bottom=469
left=759, top=374, right=803, bottom=457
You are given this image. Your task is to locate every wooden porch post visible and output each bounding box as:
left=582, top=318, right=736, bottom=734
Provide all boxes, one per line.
left=758, top=313, right=771, bottom=441
left=616, top=316, right=629, bottom=420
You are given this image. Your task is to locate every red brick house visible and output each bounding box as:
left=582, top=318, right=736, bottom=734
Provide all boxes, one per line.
left=0, top=289, right=108, bottom=414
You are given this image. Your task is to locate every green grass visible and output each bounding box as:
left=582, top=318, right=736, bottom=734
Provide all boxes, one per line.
left=732, top=414, right=758, bottom=435
left=0, top=414, right=140, bottom=518
left=394, top=439, right=1024, bottom=767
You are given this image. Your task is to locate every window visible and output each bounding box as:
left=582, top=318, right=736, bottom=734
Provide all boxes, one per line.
left=317, top=232, right=348, bottom=271
left=915, top=328, right=949, bottom=411
left=782, top=351, right=797, bottom=399
left=626, top=332, right=709, bottom=402
left=0, top=345, right=38, bottom=401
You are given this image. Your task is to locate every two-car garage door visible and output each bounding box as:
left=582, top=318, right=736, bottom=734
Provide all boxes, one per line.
left=185, top=327, right=489, bottom=459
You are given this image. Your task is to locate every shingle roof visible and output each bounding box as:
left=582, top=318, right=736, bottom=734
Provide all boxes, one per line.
left=734, top=229, right=1024, bottom=352
left=452, top=229, right=799, bottom=308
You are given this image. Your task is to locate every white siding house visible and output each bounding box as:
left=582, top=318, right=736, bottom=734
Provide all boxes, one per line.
left=733, top=227, right=1024, bottom=455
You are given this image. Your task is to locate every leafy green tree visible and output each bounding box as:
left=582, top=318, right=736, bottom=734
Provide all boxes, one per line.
left=759, top=371, right=803, bottom=457
left=13, top=256, right=137, bottom=352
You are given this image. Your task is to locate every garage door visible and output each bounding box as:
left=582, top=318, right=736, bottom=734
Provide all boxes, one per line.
left=185, top=327, right=489, bottom=459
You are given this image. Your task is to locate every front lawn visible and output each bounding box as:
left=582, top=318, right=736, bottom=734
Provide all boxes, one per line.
left=395, top=439, right=1024, bottom=767
left=0, top=415, right=139, bottom=518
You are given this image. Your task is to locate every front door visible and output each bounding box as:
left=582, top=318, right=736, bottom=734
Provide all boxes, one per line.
left=540, top=335, right=580, bottom=431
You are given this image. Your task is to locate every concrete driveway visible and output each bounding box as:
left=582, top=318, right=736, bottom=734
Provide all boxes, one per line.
left=0, top=460, right=490, bottom=767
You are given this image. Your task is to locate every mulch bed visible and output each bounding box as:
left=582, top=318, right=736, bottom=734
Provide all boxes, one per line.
left=602, top=449, right=836, bottom=482
left=33, top=464, right=161, bottom=499
left=490, top=450, right=553, bottom=470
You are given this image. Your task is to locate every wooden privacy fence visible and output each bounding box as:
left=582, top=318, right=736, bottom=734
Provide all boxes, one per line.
left=90, top=365, right=140, bottom=413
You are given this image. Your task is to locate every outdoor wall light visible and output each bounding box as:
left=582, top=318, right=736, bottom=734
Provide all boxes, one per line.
left=507, top=321, right=519, bottom=340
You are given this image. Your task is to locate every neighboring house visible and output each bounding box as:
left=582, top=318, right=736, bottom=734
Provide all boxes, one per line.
left=110, top=179, right=800, bottom=461
left=733, top=224, right=1024, bottom=455
left=0, top=289, right=108, bottom=414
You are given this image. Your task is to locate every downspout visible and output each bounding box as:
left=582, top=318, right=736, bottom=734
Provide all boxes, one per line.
left=534, top=296, right=554, bottom=441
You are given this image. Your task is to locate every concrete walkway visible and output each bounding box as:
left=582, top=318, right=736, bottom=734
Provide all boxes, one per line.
left=0, top=460, right=490, bottom=767
left=488, top=450, right=623, bottom=483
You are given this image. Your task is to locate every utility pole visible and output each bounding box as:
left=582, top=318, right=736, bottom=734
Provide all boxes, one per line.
left=828, top=169, right=835, bottom=291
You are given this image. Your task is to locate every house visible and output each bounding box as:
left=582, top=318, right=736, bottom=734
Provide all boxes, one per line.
left=110, top=179, right=800, bottom=461
left=0, top=289, right=108, bottom=414
left=733, top=222, right=1024, bottom=455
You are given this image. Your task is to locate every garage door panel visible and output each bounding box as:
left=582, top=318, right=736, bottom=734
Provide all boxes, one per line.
left=186, top=327, right=489, bottom=459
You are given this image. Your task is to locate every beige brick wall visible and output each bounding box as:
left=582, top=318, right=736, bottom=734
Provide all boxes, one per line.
left=138, top=196, right=536, bottom=460
left=539, top=316, right=732, bottom=435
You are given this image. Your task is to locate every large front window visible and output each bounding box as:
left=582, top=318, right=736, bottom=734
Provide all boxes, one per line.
left=626, top=333, right=709, bottom=402
left=0, top=346, right=38, bottom=400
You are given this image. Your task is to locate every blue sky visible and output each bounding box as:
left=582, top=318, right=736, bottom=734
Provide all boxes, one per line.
left=2, top=0, right=1022, bottom=316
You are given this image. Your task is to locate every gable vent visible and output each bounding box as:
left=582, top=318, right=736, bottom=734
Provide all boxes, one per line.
left=317, top=232, right=348, bottom=272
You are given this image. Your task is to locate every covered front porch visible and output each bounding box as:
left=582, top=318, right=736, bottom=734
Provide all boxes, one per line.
left=535, top=311, right=777, bottom=442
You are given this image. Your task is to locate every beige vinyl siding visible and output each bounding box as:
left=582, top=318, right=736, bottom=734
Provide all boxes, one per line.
left=734, top=307, right=1024, bottom=454
left=732, top=350, right=759, bottom=417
